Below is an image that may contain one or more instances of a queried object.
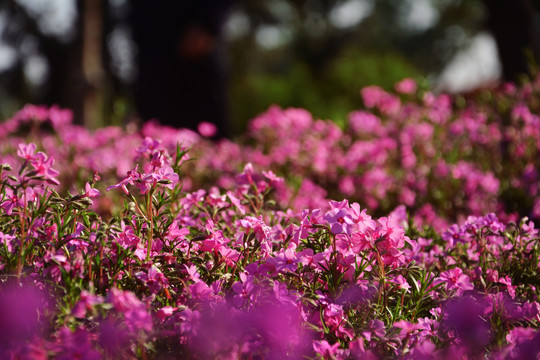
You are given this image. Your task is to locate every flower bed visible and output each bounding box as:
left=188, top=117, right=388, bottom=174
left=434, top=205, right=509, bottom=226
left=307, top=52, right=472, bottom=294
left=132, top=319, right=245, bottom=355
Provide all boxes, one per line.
left=0, top=78, right=540, bottom=358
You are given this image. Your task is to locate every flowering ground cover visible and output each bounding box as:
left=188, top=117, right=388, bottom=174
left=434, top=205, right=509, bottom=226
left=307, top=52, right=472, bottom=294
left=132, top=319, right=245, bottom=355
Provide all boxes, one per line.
left=1, top=77, right=540, bottom=359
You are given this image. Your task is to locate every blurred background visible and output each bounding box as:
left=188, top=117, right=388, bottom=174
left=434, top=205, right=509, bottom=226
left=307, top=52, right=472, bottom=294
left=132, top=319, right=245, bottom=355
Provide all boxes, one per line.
left=0, top=0, right=538, bottom=135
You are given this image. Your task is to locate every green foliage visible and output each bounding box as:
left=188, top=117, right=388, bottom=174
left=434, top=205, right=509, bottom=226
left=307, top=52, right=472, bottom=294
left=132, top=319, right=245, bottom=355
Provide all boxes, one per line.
left=229, top=47, right=422, bottom=131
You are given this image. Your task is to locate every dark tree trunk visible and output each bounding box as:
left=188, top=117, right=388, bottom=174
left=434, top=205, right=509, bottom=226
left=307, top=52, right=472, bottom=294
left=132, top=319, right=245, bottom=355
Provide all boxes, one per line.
left=129, top=0, right=237, bottom=138
left=482, top=0, right=540, bottom=83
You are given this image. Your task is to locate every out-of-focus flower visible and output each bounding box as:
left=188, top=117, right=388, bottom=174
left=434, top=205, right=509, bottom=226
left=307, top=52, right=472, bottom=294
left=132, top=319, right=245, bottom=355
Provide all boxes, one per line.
left=198, top=122, right=217, bottom=138
left=395, top=78, right=418, bottom=94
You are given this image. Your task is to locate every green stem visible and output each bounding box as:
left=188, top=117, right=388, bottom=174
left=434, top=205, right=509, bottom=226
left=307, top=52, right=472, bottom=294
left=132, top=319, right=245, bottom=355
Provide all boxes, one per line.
left=146, top=189, right=154, bottom=262
left=16, top=189, right=28, bottom=279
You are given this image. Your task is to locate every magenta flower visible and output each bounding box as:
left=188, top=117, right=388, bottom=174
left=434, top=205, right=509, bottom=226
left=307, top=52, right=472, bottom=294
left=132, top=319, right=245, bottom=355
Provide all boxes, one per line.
left=442, top=224, right=467, bottom=247
left=201, top=230, right=227, bottom=252
left=198, top=122, right=217, bottom=137
left=442, top=295, right=491, bottom=353
left=231, top=274, right=256, bottom=308
left=237, top=216, right=271, bottom=242
left=138, top=165, right=179, bottom=193
left=136, top=265, right=169, bottom=294
left=183, top=264, right=201, bottom=283
left=393, top=319, right=421, bottom=337
left=84, top=182, right=100, bottom=198
left=54, top=327, right=101, bottom=360
left=504, top=326, right=539, bottom=359
left=29, top=152, right=60, bottom=185
left=275, top=247, right=299, bottom=271
left=293, top=208, right=324, bottom=242
left=106, top=165, right=141, bottom=194
left=219, top=246, right=241, bottom=267
left=107, top=288, right=144, bottom=313
left=324, top=207, right=355, bottom=235
left=14, top=104, right=48, bottom=123
left=71, top=291, right=104, bottom=318
left=436, top=268, right=474, bottom=296
left=43, top=250, right=71, bottom=282
left=150, top=151, right=165, bottom=168
left=136, top=136, right=161, bottom=157
left=0, top=231, right=17, bottom=253
left=348, top=111, right=384, bottom=136
left=124, top=305, right=153, bottom=335
left=106, top=288, right=152, bottom=337
left=236, top=162, right=255, bottom=186
left=262, top=169, right=284, bottom=187
left=409, top=340, right=437, bottom=359
left=48, top=104, right=72, bottom=127
left=17, top=143, right=37, bottom=161
left=98, top=318, right=130, bottom=355
left=0, top=284, right=51, bottom=350
left=313, top=340, right=340, bottom=359
left=393, top=274, right=411, bottom=293
left=498, top=276, right=517, bottom=299
left=226, top=190, right=247, bottom=214
left=394, top=78, right=417, bottom=94
left=0, top=188, right=23, bottom=215
left=361, top=85, right=387, bottom=108
left=323, top=303, right=355, bottom=340
left=363, top=319, right=386, bottom=341
left=156, top=306, right=177, bottom=320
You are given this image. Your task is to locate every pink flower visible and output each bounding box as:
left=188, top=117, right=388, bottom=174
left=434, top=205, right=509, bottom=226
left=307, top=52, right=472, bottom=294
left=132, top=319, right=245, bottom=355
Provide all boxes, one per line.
left=227, top=190, right=247, bottom=215
left=313, top=340, right=340, bottom=358
left=442, top=224, right=467, bottom=247
left=219, top=246, right=241, bottom=267
left=106, top=288, right=153, bottom=335
left=237, top=216, right=271, bottom=242
left=0, top=284, right=51, bottom=348
left=323, top=303, right=355, bottom=340
left=436, top=268, right=474, bottom=296
left=138, top=165, right=179, bottom=194
left=262, top=170, right=284, bottom=187
left=84, top=182, right=100, bottom=198
left=136, top=265, right=169, bottom=294
left=156, top=306, right=177, bottom=320
left=0, top=231, right=17, bottom=253
left=48, top=105, right=73, bottom=127
left=107, top=288, right=143, bottom=313
left=393, top=319, right=422, bottom=337
left=231, top=274, right=256, bottom=307
left=198, top=122, right=217, bottom=137
left=0, top=188, right=23, bottom=215
left=348, top=111, right=384, bottom=136
left=361, top=85, right=387, bottom=108
left=443, top=295, right=491, bottom=352
left=324, top=207, right=355, bottom=235
left=54, top=327, right=101, bottom=360
left=71, top=291, right=104, bottom=318
left=29, top=152, right=60, bottom=185
left=236, top=162, right=255, bottom=186
left=43, top=250, right=71, bottom=282
left=265, top=245, right=299, bottom=273
left=499, top=276, right=516, bottom=299
left=17, top=143, right=37, bottom=161
left=395, top=78, right=417, bottom=94
left=393, top=274, right=411, bottom=293
left=136, top=137, right=162, bottom=157
left=201, top=230, right=228, bottom=252
left=107, top=165, right=141, bottom=194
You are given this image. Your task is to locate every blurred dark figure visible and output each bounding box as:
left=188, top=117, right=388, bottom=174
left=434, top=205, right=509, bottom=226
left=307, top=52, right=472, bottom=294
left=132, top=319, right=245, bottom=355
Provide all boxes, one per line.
left=130, top=1, right=237, bottom=138
left=482, top=0, right=540, bottom=83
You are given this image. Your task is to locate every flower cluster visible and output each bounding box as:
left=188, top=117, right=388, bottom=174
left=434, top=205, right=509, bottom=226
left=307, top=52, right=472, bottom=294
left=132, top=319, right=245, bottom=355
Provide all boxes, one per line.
left=1, top=77, right=540, bottom=230
left=0, top=76, right=540, bottom=358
